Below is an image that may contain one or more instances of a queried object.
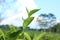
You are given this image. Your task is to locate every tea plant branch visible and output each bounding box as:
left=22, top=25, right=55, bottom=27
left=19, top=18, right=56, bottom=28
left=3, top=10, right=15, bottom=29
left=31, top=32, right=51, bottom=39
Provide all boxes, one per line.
left=22, top=8, right=40, bottom=40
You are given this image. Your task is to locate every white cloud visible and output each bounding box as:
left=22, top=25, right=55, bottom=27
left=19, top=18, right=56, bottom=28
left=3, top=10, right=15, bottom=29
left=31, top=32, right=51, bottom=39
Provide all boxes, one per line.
left=56, top=20, right=60, bottom=24
left=0, top=0, right=37, bottom=26
left=19, top=0, right=37, bottom=10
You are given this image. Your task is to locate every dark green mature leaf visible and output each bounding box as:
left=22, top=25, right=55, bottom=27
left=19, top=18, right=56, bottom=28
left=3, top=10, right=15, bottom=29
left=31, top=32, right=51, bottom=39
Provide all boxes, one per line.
left=23, top=17, right=34, bottom=28
left=9, top=25, right=16, bottom=32
left=9, top=30, right=22, bottom=38
left=7, top=30, right=22, bottom=40
left=28, top=9, right=40, bottom=17
left=0, top=29, right=5, bottom=40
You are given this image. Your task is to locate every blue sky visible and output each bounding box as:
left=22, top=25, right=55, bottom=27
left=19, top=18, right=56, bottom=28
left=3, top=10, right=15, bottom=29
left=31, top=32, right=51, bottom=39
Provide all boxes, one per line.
left=35, top=0, right=60, bottom=20
left=0, top=0, right=60, bottom=29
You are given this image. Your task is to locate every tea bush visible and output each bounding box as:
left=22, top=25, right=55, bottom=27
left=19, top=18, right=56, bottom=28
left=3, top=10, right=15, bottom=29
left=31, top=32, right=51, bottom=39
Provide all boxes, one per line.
left=0, top=8, right=60, bottom=40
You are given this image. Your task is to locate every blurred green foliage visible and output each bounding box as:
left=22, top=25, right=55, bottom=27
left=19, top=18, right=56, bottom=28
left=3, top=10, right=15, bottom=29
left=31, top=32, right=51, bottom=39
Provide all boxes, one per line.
left=0, top=8, right=60, bottom=40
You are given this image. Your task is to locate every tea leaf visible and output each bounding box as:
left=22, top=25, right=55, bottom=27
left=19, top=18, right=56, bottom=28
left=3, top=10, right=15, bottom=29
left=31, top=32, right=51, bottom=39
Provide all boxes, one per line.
left=9, top=25, right=16, bottom=32
left=0, top=29, right=5, bottom=40
left=28, top=9, right=40, bottom=17
left=37, top=32, right=46, bottom=40
left=26, top=8, right=29, bottom=13
left=23, top=17, right=34, bottom=28
left=9, top=30, right=22, bottom=38
left=24, top=32, right=31, bottom=40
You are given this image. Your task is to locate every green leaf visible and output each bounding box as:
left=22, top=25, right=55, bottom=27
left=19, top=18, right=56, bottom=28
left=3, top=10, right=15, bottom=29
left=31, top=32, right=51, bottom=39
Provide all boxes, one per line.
left=0, top=29, right=5, bottom=40
left=37, top=32, right=46, bottom=40
left=9, top=25, right=16, bottom=32
left=16, top=32, right=31, bottom=40
left=8, top=30, right=22, bottom=40
left=26, top=8, right=29, bottom=13
left=23, top=17, right=34, bottom=28
left=28, top=9, right=40, bottom=17
left=9, top=30, right=22, bottom=38
left=24, top=32, right=31, bottom=40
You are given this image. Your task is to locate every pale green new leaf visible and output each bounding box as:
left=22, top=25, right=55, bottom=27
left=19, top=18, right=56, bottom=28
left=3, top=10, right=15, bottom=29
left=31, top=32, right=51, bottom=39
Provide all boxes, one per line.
left=23, top=17, right=34, bottom=28
left=28, top=9, right=40, bottom=17
left=26, top=8, right=29, bottom=16
left=26, top=8, right=29, bottom=13
left=24, top=32, right=31, bottom=40
left=37, top=32, right=46, bottom=40
left=16, top=32, right=31, bottom=40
